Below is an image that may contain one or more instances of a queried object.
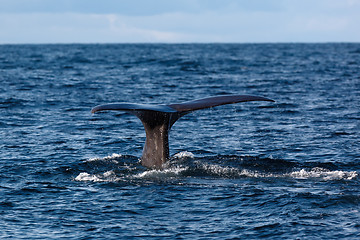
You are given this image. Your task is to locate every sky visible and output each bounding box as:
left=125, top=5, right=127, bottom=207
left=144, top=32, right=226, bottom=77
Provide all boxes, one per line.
left=0, top=0, right=359, bottom=44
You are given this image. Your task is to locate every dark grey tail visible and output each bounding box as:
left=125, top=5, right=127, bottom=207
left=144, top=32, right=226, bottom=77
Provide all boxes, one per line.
left=91, top=95, right=274, bottom=169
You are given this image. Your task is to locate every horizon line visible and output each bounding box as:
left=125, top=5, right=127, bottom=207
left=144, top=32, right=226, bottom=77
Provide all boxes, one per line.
left=1, top=41, right=360, bottom=45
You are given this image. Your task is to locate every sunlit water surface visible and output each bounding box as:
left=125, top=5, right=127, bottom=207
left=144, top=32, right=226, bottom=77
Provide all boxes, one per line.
left=1, top=43, right=359, bottom=239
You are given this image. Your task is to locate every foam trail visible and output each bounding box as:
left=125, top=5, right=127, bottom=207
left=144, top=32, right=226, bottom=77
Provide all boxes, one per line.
left=194, top=162, right=358, bottom=180
left=75, top=153, right=358, bottom=182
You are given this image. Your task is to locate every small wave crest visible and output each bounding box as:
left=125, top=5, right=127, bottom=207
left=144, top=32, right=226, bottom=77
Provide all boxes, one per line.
left=75, top=171, right=119, bottom=182
left=289, top=167, right=358, bottom=180
left=86, top=153, right=123, bottom=163
left=173, top=151, right=195, bottom=159
left=134, top=167, right=188, bottom=179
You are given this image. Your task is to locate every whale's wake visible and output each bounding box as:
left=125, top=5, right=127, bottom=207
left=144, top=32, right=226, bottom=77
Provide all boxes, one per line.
left=74, top=152, right=358, bottom=182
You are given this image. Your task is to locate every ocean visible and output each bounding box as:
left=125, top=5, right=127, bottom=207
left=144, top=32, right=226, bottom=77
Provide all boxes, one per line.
left=0, top=43, right=359, bottom=239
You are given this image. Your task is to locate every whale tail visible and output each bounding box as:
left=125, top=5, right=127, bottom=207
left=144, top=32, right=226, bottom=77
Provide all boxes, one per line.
left=91, top=95, right=274, bottom=169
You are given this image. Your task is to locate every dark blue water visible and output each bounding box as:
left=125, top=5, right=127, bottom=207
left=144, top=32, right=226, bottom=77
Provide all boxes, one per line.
left=1, top=43, right=359, bottom=239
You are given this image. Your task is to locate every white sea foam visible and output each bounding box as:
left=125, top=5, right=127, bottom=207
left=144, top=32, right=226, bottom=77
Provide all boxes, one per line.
left=173, top=151, right=195, bottom=159
left=74, top=171, right=118, bottom=182
left=196, top=163, right=358, bottom=180
left=288, top=168, right=358, bottom=180
left=86, top=153, right=122, bottom=163
left=198, top=163, right=269, bottom=178
left=75, top=166, right=357, bottom=182
left=134, top=167, right=188, bottom=179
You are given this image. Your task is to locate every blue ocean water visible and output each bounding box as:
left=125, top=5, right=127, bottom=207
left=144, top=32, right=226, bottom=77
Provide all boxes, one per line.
left=0, top=43, right=359, bottom=239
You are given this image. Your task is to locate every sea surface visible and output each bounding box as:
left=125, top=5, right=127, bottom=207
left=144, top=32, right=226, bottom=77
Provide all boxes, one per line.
left=0, top=43, right=359, bottom=239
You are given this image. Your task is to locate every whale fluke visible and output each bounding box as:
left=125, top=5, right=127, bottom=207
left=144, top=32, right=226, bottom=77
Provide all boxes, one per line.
left=91, top=95, right=274, bottom=169
left=168, top=95, right=274, bottom=112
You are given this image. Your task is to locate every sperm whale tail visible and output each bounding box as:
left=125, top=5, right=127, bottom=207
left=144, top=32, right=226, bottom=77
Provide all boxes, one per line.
left=91, top=95, right=274, bottom=169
